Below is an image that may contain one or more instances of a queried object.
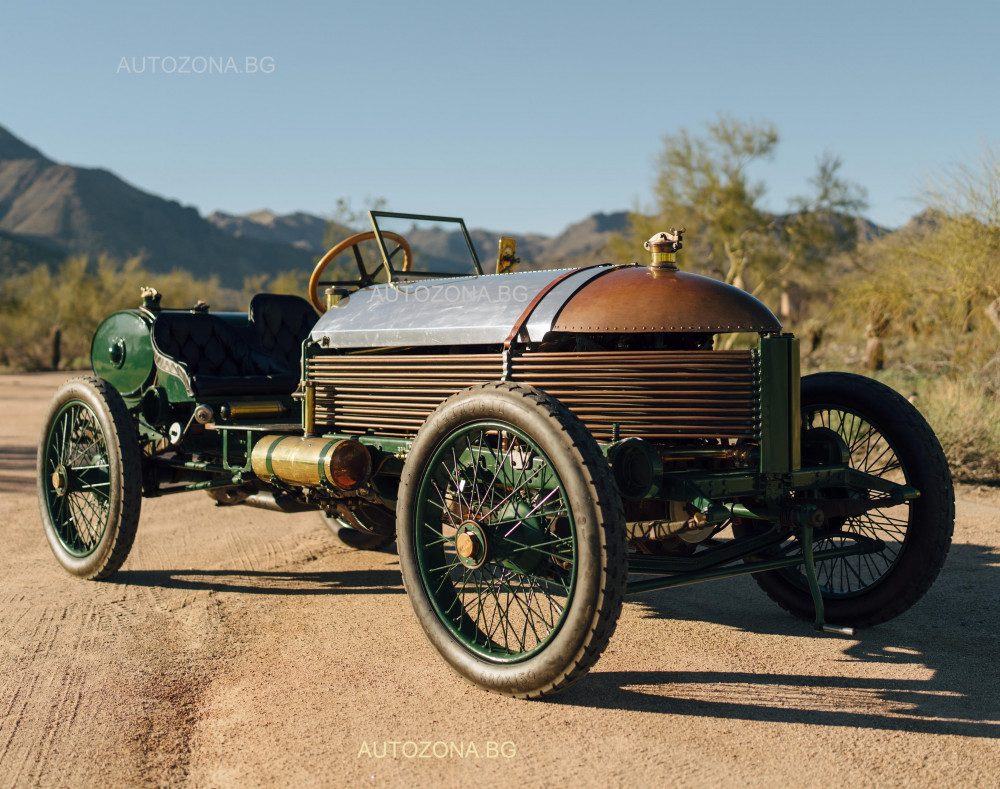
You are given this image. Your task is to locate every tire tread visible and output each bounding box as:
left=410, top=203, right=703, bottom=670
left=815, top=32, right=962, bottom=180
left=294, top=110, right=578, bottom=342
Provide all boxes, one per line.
left=37, top=375, right=142, bottom=580
left=397, top=381, right=626, bottom=698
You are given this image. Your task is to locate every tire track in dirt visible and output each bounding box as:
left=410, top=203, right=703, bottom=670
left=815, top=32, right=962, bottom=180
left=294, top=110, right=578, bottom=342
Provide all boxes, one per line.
left=2, top=545, right=227, bottom=786
left=0, top=674, right=39, bottom=789
left=0, top=598, right=55, bottom=786
left=128, top=610, right=216, bottom=787
left=25, top=667, right=84, bottom=787
left=115, top=524, right=338, bottom=786
left=0, top=599, right=92, bottom=788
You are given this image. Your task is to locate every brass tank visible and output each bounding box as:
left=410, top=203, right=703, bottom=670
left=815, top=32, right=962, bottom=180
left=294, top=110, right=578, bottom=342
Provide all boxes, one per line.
left=250, top=435, right=372, bottom=490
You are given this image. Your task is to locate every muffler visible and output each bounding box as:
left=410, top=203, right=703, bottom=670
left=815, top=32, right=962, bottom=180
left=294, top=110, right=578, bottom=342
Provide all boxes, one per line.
left=250, top=435, right=372, bottom=490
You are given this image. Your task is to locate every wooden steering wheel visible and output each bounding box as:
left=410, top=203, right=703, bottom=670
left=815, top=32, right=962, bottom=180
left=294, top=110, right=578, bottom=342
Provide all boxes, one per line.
left=308, top=230, right=413, bottom=312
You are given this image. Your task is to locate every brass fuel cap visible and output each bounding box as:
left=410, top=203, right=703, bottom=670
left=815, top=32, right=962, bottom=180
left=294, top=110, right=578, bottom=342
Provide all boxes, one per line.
left=644, top=228, right=684, bottom=269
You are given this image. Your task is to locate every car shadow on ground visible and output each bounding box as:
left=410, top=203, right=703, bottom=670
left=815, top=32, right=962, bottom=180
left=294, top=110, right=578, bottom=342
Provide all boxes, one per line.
left=108, top=566, right=405, bottom=596
left=553, top=542, right=999, bottom=739
left=557, top=663, right=999, bottom=738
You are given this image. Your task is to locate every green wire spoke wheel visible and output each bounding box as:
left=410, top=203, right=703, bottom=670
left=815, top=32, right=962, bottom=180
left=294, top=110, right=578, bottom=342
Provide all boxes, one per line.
left=37, top=376, right=141, bottom=579
left=750, top=372, right=954, bottom=627
left=397, top=383, right=626, bottom=699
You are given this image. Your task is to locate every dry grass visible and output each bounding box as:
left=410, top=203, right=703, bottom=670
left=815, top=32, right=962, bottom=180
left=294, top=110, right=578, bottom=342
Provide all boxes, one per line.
left=910, top=375, right=1000, bottom=483
left=0, top=257, right=305, bottom=372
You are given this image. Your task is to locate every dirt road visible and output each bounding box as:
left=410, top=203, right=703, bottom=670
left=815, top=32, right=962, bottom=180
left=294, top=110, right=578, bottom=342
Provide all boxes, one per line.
left=2, top=372, right=998, bottom=788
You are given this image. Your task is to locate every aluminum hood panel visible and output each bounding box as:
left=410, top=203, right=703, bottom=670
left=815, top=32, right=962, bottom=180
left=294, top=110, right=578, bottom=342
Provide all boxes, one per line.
left=309, top=267, right=609, bottom=348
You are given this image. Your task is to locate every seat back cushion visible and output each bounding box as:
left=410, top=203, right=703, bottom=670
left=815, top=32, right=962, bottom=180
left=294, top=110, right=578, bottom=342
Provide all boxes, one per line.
left=151, top=312, right=298, bottom=397
left=153, top=313, right=256, bottom=377
left=248, top=293, right=319, bottom=372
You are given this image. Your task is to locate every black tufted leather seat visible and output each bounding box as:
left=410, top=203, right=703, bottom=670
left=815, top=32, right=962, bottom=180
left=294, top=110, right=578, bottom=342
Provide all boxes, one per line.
left=247, top=294, right=318, bottom=375
left=151, top=312, right=300, bottom=398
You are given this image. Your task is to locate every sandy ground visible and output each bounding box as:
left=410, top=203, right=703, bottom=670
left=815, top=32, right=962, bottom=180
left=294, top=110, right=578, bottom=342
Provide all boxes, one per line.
left=1, top=371, right=998, bottom=788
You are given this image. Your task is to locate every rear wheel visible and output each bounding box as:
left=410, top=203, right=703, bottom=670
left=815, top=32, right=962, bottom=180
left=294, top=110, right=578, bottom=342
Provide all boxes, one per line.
left=37, top=376, right=142, bottom=579
left=397, top=383, right=626, bottom=698
left=751, top=372, right=954, bottom=626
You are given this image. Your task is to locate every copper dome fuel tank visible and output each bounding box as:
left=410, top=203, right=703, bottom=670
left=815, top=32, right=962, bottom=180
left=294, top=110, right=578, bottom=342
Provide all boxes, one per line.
left=551, top=265, right=780, bottom=334
left=552, top=230, right=780, bottom=335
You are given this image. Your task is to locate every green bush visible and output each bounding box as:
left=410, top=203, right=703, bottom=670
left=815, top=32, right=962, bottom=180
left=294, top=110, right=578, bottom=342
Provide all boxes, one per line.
left=0, top=256, right=316, bottom=372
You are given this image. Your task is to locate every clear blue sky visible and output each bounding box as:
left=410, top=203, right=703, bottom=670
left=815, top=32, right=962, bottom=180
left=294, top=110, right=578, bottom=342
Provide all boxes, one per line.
left=2, top=0, right=997, bottom=235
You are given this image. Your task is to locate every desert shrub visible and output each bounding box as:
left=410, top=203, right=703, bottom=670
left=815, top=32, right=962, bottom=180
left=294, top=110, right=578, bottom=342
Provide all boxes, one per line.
left=920, top=376, right=1000, bottom=483
left=847, top=367, right=999, bottom=483
left=0, top=256, right=316, bottom=372
left=0, top=256, right=240, bottom=371
left=833, top=149, right=1000, bottom=376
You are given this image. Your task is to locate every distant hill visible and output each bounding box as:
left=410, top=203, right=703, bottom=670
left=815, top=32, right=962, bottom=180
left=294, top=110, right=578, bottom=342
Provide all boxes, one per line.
left=205, top=208, right=631, bottom=271
left=0, top=128, right=52, bottom=164
left=0, top=125, right=314, bottom=286
left=519, top=211, right=630, bottom=268
left=0, top=122, right=893, bottom=288
left=0, top=228, right=65, bottom=276
left=206, top=209, right=330, bottom=254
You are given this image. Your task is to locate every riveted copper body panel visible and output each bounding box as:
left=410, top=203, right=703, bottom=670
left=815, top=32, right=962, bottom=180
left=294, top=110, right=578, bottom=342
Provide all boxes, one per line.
left=552, top=266, right=781, bottom=334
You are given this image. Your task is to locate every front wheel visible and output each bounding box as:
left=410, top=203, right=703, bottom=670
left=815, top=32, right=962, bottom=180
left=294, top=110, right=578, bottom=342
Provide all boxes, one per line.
left=397, top=383, right=626, bottom=698
left=750, top=372, right=954, bottom=626
left=37, top=376, right=142, bottom=579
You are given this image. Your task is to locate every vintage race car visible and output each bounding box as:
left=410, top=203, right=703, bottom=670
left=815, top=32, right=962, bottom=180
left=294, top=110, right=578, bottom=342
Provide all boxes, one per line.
left=37, top=211, right=955, bottom=698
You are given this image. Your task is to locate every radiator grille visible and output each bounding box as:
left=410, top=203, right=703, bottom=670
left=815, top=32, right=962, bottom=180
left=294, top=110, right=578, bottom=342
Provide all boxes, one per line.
left=510, top=350, right=757, bottom=441
left=309, top=350, right=758, bottom=441
left=309, top=354, right=504, bottom=435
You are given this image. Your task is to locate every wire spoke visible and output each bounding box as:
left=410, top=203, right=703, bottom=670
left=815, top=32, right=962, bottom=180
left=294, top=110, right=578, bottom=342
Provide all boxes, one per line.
left=414, top=423, right=575, bottom=660
left=43, top=402, right=118, bottom=557
left=801, top=402, right=918, bottom=597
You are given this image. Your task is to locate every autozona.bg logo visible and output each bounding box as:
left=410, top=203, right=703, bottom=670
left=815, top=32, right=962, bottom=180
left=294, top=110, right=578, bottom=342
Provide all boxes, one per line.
left=368, top=283, right=530, bottom=305
left=357, top=741, right=517, bottom=759
left=116, top=56, right=275, bottom=74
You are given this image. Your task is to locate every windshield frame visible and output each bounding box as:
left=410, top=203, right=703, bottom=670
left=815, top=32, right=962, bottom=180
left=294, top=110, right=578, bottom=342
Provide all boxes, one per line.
left=369, top=210, right=484, bottom=282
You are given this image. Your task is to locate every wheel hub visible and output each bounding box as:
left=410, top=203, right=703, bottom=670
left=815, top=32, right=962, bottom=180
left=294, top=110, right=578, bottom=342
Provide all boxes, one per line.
left=455, top=521, right=488, bottom=569
left=51, top=464, right=69, bottom=497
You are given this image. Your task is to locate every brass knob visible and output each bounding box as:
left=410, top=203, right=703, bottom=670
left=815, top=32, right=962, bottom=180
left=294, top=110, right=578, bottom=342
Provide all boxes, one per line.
left=456, top=532, right=476, bottom=558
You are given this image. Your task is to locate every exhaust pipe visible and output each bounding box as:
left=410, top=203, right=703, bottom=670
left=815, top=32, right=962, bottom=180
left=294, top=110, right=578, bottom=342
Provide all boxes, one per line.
left=209, top=488, right=318, bottom=513
left=243, top=491, right=317, bottom=513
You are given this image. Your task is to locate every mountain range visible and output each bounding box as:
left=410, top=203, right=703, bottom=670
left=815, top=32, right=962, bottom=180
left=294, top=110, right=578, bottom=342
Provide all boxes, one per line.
left=0, top=123, right=630, bottom=286
left=1, top=122, right=900, bottom=291
left=0, top=125, right=313, bottom=285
